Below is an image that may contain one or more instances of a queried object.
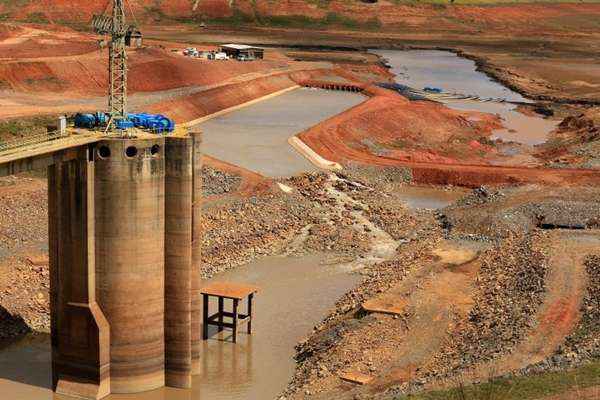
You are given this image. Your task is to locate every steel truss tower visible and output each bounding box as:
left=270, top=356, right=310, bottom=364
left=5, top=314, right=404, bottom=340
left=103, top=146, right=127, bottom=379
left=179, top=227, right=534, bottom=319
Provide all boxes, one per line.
left=109, top=0, right=127, bottom=125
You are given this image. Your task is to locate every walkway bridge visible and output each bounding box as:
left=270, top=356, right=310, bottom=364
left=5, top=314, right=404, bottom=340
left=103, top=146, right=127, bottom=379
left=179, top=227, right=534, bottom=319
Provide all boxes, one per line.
left=0, top=129, right=204, bottom=400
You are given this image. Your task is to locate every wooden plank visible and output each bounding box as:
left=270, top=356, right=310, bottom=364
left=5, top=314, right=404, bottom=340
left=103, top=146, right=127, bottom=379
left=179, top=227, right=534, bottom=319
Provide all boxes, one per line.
left=200, top=282, right=259, bottom=300
left=339, top=371, right=374, bottom=385
left=362, top=294, right=408, bottom=316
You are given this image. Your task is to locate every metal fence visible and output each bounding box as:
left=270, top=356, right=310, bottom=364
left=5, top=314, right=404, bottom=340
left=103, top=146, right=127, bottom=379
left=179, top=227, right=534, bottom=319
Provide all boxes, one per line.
left=0, top=130, right=69, bottom=154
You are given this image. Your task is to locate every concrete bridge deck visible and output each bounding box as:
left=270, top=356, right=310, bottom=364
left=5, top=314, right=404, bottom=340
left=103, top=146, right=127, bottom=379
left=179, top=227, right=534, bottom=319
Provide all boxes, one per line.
left=0, top=133, right=102, bottom=177
left=0, top=128, right=189, bottom=177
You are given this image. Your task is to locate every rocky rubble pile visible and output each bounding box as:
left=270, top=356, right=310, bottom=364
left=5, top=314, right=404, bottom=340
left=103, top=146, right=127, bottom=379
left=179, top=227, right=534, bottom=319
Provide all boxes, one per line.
left=286, top=236, right=442, bottom=398
left=340, top=164, right=412, bottom=192
left=558, top=111, right=600, bottom=143
left=444, top=186, right=600, bottom=240
left=0, top=256, right=50, bottom=338
left=422, top=233, right=549, bottom=381
left=286, top=172, right=378, bottom=258
left=0, top=177, right=47, bottom=255
left=202, top=166, right=242, bottom=196
left=200, top=188, right=314, bottom=278
left=538, top=254, right=600, bottom=370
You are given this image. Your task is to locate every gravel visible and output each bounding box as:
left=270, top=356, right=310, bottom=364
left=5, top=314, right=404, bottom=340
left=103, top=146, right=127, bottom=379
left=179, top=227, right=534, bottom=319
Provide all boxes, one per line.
left=420, top=233, right=549, bottom=382
left=202, top=165, right=242, bottom=196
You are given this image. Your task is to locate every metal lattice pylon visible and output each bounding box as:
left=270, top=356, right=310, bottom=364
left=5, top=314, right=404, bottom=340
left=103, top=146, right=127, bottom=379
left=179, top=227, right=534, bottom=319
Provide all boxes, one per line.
left=108, top=0, right=127, bottom=127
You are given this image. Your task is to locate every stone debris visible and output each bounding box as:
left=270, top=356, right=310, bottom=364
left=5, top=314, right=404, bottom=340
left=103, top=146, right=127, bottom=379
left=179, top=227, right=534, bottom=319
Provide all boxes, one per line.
left=0, top=166, right=599, bottom=400
left=339, top=371, right=374, bottom=385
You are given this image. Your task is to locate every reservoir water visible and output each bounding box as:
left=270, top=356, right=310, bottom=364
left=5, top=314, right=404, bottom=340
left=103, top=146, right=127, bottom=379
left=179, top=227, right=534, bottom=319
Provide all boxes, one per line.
left=0, top=48, right=555, bottom=400
left=197, top=87, right=365, bottom=178
left=373, top=49, right=558, bottom=145
left=0, top=255, right=360, bottom=400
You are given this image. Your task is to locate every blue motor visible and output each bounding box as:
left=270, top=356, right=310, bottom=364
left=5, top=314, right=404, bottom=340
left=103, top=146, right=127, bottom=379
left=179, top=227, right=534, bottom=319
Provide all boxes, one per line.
left=127, top=113, right=175, bottom=134
left=74, top=112, right=110, bottom=129
left=74, top=113, right=98, bottom=129
left=115, top=119, right=135, bottom=130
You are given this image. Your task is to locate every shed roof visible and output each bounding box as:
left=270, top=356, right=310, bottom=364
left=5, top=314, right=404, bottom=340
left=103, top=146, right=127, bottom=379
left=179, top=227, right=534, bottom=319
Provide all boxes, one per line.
left=221, top=44, right=263, bottom=51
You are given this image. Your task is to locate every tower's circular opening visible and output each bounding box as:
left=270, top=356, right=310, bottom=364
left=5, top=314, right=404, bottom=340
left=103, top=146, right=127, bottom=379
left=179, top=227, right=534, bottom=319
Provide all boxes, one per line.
left=125, top=146, right=138, bottom=158
left=151, top=144, right=160, bottom=156
left=98, top=146, right=111, bottom=159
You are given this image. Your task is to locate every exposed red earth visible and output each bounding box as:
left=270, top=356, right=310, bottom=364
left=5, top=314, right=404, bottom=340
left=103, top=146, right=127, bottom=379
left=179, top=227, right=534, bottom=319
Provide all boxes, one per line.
left=0, top=13, right=598, bottom=400
left=2, top=1, right=600, bottom=37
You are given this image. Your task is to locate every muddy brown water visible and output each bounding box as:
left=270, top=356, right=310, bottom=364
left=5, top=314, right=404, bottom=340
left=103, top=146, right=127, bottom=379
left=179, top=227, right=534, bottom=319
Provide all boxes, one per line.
left=373, top=49, right=558, bottom=145
left=196, top=87, right=365, bottom=178
left=395, top=185, right=469, bottom=210
left=0, top=254, right=360, bottom=400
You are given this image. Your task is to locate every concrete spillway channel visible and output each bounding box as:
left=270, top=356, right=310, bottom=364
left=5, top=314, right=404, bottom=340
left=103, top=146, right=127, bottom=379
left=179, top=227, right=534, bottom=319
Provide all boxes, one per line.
left=196, top=87, right=365, bottom=178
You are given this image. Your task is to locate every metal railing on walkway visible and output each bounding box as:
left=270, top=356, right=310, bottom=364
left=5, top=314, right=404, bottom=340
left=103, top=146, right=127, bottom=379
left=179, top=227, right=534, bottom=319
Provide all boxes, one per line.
left=0, top=130, right=69, bottom=154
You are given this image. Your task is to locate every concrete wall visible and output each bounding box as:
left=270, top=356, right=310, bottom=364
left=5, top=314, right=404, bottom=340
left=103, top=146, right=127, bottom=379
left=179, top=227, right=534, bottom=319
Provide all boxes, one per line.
left=48, top=148, right=110, bottom=400
left=46, top=133, right=203, bottom=399
left=164, top=136, right=193, bottom=388
left=94, top=138, right=166, bottom=394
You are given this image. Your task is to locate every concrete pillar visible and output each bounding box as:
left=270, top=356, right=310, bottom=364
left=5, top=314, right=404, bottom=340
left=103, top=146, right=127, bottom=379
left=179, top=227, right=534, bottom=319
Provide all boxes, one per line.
left=48, top=146, right=111, bottom=400
left=190, top=131, right=203, bottom=374
left=164, top=136, right=193, bottom=388
left=94, top=138, right=166, bottom=394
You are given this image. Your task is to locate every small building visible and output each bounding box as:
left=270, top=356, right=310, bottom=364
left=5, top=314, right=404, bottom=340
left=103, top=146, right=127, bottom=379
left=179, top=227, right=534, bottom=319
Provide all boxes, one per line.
left=125, top=27, right=143, bottom=48
left=220, top=44, right=264, bottom=60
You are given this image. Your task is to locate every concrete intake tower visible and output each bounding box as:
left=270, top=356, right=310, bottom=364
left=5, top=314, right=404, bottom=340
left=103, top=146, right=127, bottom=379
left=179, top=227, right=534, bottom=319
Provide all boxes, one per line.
left=48, top=131, right=203, bottom=399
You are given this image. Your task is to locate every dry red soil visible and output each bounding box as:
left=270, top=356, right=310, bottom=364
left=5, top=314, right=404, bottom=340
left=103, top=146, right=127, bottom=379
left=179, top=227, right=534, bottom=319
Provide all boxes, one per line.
left=0, top=24, right=330, bottom=119
left=3, top=1, right=600, bottom=38
left=298, top=87, right=600, bottom=188
left=0, top=28, right=290, bottom=95
left=147, top=73, right=298, bottom=123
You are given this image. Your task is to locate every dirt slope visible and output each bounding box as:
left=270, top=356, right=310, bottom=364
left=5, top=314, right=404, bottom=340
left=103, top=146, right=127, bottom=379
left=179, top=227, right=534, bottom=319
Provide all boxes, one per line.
left=2, top=1, right=600, bottom=35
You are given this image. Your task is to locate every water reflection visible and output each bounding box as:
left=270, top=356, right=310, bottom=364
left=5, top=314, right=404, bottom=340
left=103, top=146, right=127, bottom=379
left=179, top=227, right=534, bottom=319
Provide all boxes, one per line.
left=197, top=87, right=365, bottom=178
left=372, top=49, right=558, bottom=145
left=0, top=254, right=360, bottom=400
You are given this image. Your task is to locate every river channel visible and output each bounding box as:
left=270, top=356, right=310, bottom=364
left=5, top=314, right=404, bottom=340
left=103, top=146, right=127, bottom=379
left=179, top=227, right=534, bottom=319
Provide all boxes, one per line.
left=373, top=49, right=558, bottom=145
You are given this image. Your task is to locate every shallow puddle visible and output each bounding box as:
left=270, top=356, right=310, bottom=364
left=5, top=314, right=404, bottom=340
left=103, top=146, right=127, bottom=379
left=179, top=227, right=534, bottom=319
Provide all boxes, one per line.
left=372, top=49, right=558, bottom=145
left=0, top=254, right=360, bottom=400
left=396, top=185, right=469, bottom=210
left=447, top=99, right=557, bottom=146
left=197, top=88, right=365, bottom=177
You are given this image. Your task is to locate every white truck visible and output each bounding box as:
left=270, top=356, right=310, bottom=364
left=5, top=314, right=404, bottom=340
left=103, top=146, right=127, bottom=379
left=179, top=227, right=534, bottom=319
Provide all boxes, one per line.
left=214, top=52, right=228, bottom=60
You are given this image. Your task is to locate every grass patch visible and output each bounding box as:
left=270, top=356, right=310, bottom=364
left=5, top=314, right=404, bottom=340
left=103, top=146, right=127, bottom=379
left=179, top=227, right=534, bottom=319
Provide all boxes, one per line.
left=23, top=12, right=49, bottom=24
left=205, top=10, right=382, bottom=31
left=0, top=116, right=57, bottom=142
left=394, top=361, right=600, bottom=400
left=389, top=0, right=600, bottom=4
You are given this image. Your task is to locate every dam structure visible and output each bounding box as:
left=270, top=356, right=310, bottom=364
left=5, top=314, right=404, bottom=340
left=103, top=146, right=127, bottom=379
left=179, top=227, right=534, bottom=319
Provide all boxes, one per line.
left=0, top=130, right=204, bottom=399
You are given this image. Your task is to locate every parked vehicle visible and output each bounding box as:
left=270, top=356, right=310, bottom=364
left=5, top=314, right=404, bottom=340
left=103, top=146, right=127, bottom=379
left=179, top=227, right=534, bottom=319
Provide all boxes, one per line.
left=214, top=52, right=228, bottom=60
left=237, top=55, right=255, bottom=62
left=183, top=47, right=198, bottom=57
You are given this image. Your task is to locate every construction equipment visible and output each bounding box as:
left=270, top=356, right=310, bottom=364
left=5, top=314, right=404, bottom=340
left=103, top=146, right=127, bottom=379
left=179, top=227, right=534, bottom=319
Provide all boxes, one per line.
left=92, top=0, right=140, bottom=133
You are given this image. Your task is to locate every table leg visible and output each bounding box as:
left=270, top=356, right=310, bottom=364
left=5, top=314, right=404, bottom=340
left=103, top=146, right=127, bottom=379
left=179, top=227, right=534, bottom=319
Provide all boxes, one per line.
left=218, top=297, right=224, bottom=333
left=202, top=294, right=209, bottom=340
left=232, top=299, right=239, bottom=344
left=247, top=293, right=253, bottom=334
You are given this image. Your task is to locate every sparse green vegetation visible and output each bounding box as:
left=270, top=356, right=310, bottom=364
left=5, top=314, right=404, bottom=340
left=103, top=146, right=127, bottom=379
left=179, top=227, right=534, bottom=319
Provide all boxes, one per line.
left=393, top=361, right=600, bottom=400
left=205, top=10, right=382, bottom=31
left=0, top=116, right=56, bottom=142
left=23, top=12, right=49, bottom=24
